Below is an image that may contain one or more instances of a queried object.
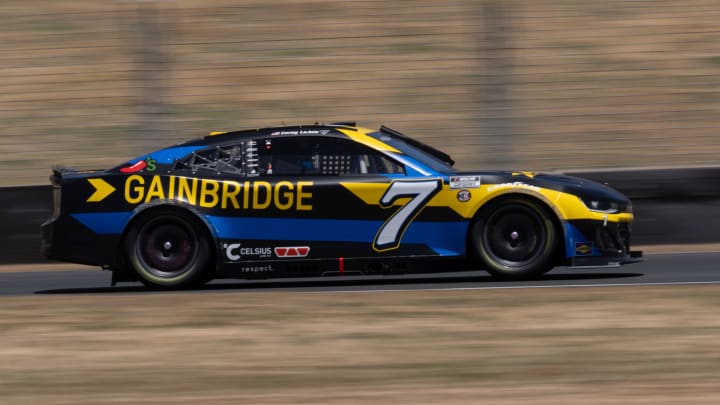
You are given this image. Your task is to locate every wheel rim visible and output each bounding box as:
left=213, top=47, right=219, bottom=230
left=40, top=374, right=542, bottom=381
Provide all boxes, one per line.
left=483, top=205, right=547, bottom=268
left=136, top=220, right=198, bottom=278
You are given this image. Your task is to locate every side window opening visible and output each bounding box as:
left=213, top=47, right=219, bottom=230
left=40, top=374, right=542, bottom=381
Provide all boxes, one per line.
left=174, top=140, right=260, bottom=176
left=263, top=139, right=319, bottom=176
left=174, top=136, right=405, bottom=177
left=261, top=137, right=405, bottom=176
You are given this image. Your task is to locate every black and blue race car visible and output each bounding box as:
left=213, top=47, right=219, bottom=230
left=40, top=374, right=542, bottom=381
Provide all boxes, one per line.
left=42, top=123, right=641, bottom=288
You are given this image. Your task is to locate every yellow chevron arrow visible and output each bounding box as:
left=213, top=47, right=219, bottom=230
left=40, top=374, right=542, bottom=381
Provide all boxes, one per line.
left=87, top=178, right=116, bottom=202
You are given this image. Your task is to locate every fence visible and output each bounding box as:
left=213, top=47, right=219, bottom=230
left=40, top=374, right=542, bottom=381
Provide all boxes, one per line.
left=1, top=0, right=720, bottom=187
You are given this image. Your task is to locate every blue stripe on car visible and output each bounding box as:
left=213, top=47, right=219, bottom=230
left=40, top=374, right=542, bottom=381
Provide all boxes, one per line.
left=128, top=146, right=205, bottom=165
left=69, top=211, right=468, bottom=256
left=563, top=222, right=601, bottom=257
left=71, top=212, right=134, bottom=234
left=208, top=216, right=468, bottom=256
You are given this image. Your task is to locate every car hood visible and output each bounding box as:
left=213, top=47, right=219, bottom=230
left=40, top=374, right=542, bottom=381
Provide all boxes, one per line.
left=455, top=171, right=631, bottom=206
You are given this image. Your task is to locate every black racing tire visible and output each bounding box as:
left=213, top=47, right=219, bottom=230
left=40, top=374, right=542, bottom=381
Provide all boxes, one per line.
left=124, top=208, right=212, bottom=289
left=470, top=197, right=558, bottom=280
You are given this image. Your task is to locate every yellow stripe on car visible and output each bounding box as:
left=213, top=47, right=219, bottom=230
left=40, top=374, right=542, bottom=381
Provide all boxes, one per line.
left=337, top=127, right=401, bottom=153
left=341, top=181, right=633, bottom=223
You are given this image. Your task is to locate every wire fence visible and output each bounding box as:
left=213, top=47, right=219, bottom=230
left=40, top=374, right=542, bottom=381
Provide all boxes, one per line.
left=1, top=0, right=720, bottom=186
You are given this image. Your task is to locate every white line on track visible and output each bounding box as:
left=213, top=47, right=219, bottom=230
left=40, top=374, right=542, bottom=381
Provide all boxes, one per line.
left=306, top=280, right=720, bottom=294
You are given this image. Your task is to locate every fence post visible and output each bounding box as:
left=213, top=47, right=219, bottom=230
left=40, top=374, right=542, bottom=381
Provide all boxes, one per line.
left=478, top=0, right=514, bottom=167
left=134, top=1, right=172, bottom=147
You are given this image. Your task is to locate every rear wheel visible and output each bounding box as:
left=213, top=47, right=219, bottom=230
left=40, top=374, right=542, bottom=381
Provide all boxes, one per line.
left=471, top=198, right=558, bottom=279
left=125, top=209, right=212, bottom=289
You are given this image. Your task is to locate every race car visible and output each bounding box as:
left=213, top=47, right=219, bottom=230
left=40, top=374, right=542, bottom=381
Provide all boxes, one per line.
left=42, top=123, right=642, bottom=288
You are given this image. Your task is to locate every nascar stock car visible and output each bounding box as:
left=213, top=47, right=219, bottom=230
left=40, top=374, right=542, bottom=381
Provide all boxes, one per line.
left=42, top=122, right=642, bottom=288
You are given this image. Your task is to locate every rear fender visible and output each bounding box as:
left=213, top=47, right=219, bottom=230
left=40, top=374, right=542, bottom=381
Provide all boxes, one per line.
left=121, top=200, right=219, bottom=271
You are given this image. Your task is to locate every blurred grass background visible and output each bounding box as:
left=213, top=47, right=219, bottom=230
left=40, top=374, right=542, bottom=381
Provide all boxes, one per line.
left=2, top=285, right=720, bottom=404
left=1, top=0, right=720, bottom=186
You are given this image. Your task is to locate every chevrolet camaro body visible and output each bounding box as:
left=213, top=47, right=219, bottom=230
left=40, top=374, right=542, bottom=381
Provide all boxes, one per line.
left=42, top=123, right=641, bottom=288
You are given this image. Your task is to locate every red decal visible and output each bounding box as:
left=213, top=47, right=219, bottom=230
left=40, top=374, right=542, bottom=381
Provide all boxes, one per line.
left=120, top=160, right=147, bottom=173
left=274, top=246, right=310, bottom=258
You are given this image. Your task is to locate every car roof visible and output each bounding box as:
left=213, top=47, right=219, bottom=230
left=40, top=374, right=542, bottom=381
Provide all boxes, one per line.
left=202, top=123, right=358, bottom=142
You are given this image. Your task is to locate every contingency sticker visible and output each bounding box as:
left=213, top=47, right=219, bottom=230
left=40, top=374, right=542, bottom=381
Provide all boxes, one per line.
left=575, top=242, right=593, bottom=256
left=449, top=176, right=481, bottom=189
left=456, top=190, right=472, bottom=202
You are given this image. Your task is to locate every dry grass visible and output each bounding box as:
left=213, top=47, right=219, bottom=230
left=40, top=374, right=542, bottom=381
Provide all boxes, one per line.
left=1, top=285, right=719, bottom=404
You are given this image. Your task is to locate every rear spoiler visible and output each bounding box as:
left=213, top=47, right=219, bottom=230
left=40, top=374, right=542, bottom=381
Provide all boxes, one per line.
left=50, top=166, right=72, bottom=185
left=50, top=166, right=105, bottom=184
left=51, top=165, right=81, bottom=175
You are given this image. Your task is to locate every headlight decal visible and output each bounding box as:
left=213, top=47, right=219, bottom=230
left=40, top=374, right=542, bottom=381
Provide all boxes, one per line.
left=578, top=196, right=628, bottom=214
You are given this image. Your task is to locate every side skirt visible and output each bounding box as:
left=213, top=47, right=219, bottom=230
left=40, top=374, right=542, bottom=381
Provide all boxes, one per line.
left=215, top=256, right=471, bottom=280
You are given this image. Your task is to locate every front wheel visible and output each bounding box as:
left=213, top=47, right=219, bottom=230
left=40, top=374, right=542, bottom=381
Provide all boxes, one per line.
left=470, top=198, right=558, bottom=280
left=124, top=209, right=212, bottom=289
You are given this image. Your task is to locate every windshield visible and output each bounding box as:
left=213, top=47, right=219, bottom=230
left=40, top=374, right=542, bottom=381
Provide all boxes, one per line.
left=368, top=131, right=456, bottom=173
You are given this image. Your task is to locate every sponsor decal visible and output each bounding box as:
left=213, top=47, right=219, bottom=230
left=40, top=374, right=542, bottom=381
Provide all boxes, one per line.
left=449, top=176, right=481, bottom=189
left=575, top=242, right=593, bottom=256
left=274, top=246, right=310, bottom=258
left=120, top=157, right=157, bottom=173
left=123, top=175, right=313, bottom=211
left=456, top=189, right=471, bottom=202
left=487, top=182, right=541, bottom=193
left=241, top=265, right=274, bottom=273
left=120, top=160, right=146, bottom=173
left=145, top=157, right=157, bottom=172
left=224, top=243, right=272, bottom=261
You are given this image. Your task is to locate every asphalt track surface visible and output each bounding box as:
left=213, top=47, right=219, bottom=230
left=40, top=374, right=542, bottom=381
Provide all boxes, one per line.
left=0, top=252, right=718, bottom=296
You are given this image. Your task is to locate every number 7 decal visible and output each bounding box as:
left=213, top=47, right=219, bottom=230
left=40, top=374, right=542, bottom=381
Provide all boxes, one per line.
left=373, top=179, right=442, bottom=251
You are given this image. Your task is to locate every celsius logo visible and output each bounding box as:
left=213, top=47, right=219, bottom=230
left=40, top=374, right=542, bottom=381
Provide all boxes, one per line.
left=224, top=243, right=242, bottom=261
left=223, top=243, right=272, bottom=261
left=274, top=246, right=310, bottom=258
